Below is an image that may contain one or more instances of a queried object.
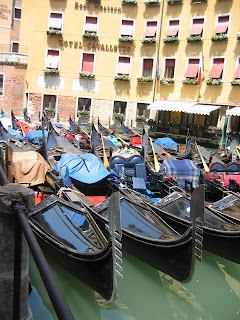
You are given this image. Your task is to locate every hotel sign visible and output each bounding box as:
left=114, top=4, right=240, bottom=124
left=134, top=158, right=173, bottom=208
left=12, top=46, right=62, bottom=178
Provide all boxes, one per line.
left=58, top=40, right=131, bottom=53
left=75, top=2, right=122, bottom=13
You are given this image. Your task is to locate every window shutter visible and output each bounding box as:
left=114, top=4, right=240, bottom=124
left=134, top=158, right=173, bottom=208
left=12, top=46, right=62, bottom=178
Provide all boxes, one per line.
left=82, top=53, right=94, bottom=73
left=117, top=57, right=130, bottom=75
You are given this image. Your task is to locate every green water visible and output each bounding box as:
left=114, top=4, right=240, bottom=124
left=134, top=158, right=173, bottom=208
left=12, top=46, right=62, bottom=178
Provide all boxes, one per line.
left=29, top=249, right=240, bottom=320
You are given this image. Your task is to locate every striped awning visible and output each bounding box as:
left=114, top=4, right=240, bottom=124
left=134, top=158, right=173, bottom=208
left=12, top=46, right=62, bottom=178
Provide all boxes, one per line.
left=148, top=100, right=220, bottom=115
left=226, top=107, right=240, bottom=116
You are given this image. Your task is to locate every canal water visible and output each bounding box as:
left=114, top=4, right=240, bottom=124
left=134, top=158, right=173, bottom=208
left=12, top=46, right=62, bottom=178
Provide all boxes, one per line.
left=29, top=247, right=240, bottom=320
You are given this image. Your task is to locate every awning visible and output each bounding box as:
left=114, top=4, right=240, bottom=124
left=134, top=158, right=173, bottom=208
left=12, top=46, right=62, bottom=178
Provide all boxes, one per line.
left=148, top=100, right=221, bottom=115
left=226, top=107, right=240, bottom=116
left=85, top=17, right=98, bottom=32
left=121, top=20, right=134, bottom=36
left=144, top=22, right=157, bottom=37
left=189, top=19, right=204, bottom=36
left=185, top=104, right=221, bottom=115
left=208, top=59, right=224, bottom=78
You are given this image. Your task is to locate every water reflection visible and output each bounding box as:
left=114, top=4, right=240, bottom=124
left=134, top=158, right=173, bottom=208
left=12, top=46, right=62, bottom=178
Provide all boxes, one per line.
left=29, top=249, right=240, bottom=320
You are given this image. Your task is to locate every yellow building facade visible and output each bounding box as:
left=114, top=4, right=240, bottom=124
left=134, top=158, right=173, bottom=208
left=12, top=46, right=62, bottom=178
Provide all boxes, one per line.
left=18, top=0, right=240, bottom=132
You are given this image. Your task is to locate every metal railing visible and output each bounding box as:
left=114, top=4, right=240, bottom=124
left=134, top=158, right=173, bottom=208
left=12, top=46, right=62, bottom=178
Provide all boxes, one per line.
left=0, top=165, right=75, bottom=320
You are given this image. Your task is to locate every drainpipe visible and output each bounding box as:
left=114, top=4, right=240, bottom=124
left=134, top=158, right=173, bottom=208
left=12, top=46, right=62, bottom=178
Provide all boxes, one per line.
left=11, top=0, right=16, bottom=28
left=152, top=0, right=165, bottom=103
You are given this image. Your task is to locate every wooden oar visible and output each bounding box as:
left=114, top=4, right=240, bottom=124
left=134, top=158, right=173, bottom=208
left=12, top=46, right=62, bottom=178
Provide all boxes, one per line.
left=149, top=138, right=160, bottom=173
left=236, top=146, right=240, bottom=160
left=55, top=147, right=88, bottom=161
left=130, top=126, right=141, bottom=137
left=19, top=122, right=26, bottom=137
left=80, top=126, right=91, bottom=139
left=114, top=133, right=128, bottom=146
left=101, top=134, right=109, bottom=168
left=195, top=142, right=209, bottom=173
left=6, top=144, right=13, bottom=183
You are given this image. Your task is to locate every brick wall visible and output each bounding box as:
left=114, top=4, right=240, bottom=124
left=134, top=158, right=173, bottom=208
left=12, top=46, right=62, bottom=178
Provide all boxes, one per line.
left=57, top=95, right=76, bottom=123
left=0, top=64, right=27, bottom=117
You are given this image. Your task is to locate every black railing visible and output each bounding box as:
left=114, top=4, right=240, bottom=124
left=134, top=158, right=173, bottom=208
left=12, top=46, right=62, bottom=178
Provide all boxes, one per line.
left=0, top=166, right=74, bottom=320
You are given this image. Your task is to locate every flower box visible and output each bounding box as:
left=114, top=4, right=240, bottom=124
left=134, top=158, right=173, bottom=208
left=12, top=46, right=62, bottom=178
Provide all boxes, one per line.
left=167, top=0, right=183, bottom=4
left=44, top=68, right=59, bottom=75
left=122, top=0, right=138, bottom=4
left=211, top=34, right=228, bottom=42
left=145, top=0, right=160, bottom=6
left=237, top=33, right=240, bottom=40
left=141, top=37, right=156, bottom=44
left=114, top=74, right=130, bottom=81
left=79, top=72, right=95, bottom=79
left=231, top=79, right=240, bottom=86
left=137, top=77, right=153, bottom=83
left=83, top=32, right=98, bottom=40
left=182, top=78, right=198, bottom=85
left=206, top=79, right=222, bottom=86
left=160, top=78, right=174, bottom=84
left=45, top=108, right=55, bottom=116
left=136, top=116, right=148, bottom=122
left=47, top=30, right=62, bottom=36
left=78, top=110, right=90, bottom=117
left=114, top=113, right=124, bottom=120
left=119, top=36, right=134, bottom=43
left=187, top=35, right=202, bottom=43
left=163, top=36, right=179, bottom=43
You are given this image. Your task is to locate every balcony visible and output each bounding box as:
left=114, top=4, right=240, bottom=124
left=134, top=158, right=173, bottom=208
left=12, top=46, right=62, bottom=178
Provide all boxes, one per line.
left=0, top=45, right=28, bottom=65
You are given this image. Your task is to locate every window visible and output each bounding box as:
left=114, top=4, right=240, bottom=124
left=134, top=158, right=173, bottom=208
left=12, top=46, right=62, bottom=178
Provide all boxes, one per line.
left=84, top=16, right=98, bottom=34
left=11, top=42, right=19, bottom=53
left=144, top=21, right=157, bottom=38
left=14, top=8, right=21, bottom=19
left=78, top=98, right=91, bottom=112
left=113, top=101, right=127, bottom=117
left=43, top=94, right=57, bottom=113
left=164, top=59, right=175, bottom=79
left=165, top=20, right=180, bottom=37
left=120, top=19, right=134, bottom=38
left=81, top=53, right=95, bottom=73
left=48, top=12, right=63, bottom=32
left=136, top=103, right=150, bottom=118
left=233, top=57, right=240, bottom=79
left=208, top=58, right=224, bottom=79
left=45, top=49, right=60, bottom=70
left=185, top=58, right=200, bottom=78
left=0, top=74, right=4, bottom=96
left=142, top=58, right=153, bottom=77
left=117, top=56, right=131, bottom=75
left=189, top=18, right=204, bottom=36
left=214, top=15, right=230, bottom=35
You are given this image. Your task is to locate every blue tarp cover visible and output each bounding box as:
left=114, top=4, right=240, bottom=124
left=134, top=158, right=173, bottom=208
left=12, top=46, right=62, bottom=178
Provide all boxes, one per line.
left=7, top=128, right=23, bottom=140
left=54, top=153, right=112, bottom=186
left=154, top=137, right=178, bottom=152
left=161, top=159, right=200, bottom=188
left=26, top=130, right=48, bottom=144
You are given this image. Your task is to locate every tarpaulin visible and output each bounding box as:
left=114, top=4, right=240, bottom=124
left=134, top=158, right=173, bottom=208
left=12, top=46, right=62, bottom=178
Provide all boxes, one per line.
left=54, top=153, right=113, bottom=186
left=161, top=159, right=200, bottom=188
left=155, top=137, right=178, bottom=152
left=26, top=130, right=48, bottom=144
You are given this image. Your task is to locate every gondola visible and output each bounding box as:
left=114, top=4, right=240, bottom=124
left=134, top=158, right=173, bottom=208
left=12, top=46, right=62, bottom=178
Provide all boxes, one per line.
left=106, top=141, right=240, bottom=264
left=144, top=178, right=240, bottom=264
left=29, top=190, right=122, bottom=301
left=97, top=118, right=130, bottom=146
left=48, top=149, right=204, bottom=283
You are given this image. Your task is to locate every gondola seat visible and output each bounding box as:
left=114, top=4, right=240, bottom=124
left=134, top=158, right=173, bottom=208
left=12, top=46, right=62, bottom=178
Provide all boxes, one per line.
left=132, top=177, right=147, bottom=192
left=225, top=162, right=240, bottom=172
left=209, top=162, right=227, bottom=172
